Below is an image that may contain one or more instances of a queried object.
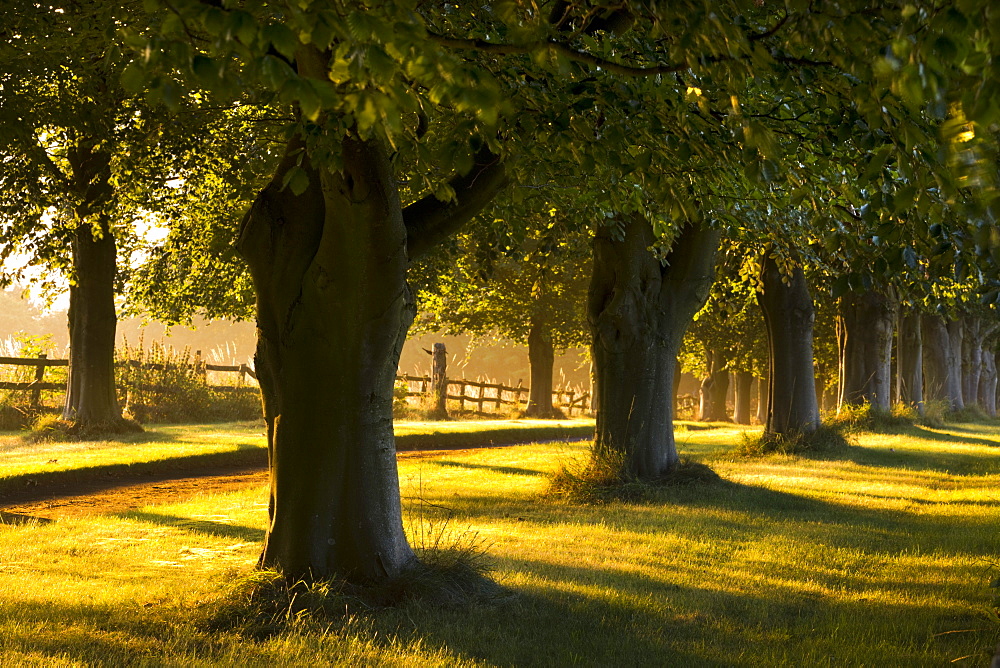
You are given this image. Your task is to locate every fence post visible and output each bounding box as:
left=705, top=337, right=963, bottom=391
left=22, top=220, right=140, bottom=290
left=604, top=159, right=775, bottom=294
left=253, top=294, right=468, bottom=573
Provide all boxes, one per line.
left=31, top=353, right=46, bottom=407
left=431, top=342, right=448, bottom=418
left=194, top=350, right=207, bottom=381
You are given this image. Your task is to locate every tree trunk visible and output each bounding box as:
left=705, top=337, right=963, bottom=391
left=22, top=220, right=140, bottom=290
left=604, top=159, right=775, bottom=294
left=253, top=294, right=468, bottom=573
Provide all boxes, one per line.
left=755, top=371, right=768, bottom=425
left=921, top=315, right=963, bottom=410
left=947, top=319, right=966, bottom=410
left=589, top=216, right=719, bottom=479
left=837, top=288, right=896, bottom=411
left=237, top=116, right=506, bottom=582
left=979, top=348, right=997, bottom=417
left=961, top=317, right=983, bottom=408
left=430, top=342, right=448, bottom=418
left=896, top=309, right=923, bottom=412
left=698, top=352, right=730, bottom=421
left=733, top=370, right=753, bottom=424
left=60, top=141, right=136, bottom=434
left=524, top=317, right=558, bottom=418
left=758, top=252, right=819, bottom=435
left=62, top=220, right=135, bottom=433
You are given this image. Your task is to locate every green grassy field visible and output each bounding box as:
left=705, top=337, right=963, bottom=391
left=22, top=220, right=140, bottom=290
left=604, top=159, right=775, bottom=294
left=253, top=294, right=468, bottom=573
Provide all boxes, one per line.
left=1, top=421, right=998, bottom=666
left=0, top=419, right=594, bottom=492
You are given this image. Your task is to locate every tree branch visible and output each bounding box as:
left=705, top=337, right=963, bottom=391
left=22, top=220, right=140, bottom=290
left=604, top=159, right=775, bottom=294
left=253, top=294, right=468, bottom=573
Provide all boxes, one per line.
left=426, top=31, right=691, bottom=76
left=404, top=148, right=508, bottom=260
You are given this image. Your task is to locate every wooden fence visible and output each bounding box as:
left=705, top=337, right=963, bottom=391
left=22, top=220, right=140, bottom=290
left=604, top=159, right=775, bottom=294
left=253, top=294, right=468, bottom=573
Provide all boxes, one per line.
left=0, top=356, right=590, bottom=416
left=396, top=374, right=591, bottom=416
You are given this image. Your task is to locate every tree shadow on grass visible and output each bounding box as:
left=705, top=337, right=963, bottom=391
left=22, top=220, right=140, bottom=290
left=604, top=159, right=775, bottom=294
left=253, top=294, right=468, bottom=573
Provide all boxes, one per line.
left=431, top=460, right=546, bottom=477
left=0, top=449, right=267, bottom=507
left=796, top=439, right=1000, bottom=476
left=115, top=510, right=265, bottom=542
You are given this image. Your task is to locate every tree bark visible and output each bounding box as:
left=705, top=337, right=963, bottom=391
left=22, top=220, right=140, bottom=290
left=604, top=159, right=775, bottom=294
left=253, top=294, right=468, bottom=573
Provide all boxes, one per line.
left=698, top=351, right=730, bottom=421
left=62, top=218, right=134, bottom=432
left=430, top=342, right=448, bottom=418
left=837, top=288, right=896, bottom=411
left=589, top=216, right=719, bottom=479
left=60, top=141, right=135, bottom=434
left=755, top=371, right=769, bottom=425
left=757, top=252, right=820, bottom=435
left=961, top=316, right=983, bottom=408
left=896, top=309, right=923, bottom=412
left=921, top=315, right=964, bottom=410
left=524, top=317, right=558, bottom=418
left=947, top=319, right=965, bottom=410
left=238, top=116, right=506, bottom=582
left=979, top=348, right=997, bottom=417
left=733, top=370, right=753, bottom=424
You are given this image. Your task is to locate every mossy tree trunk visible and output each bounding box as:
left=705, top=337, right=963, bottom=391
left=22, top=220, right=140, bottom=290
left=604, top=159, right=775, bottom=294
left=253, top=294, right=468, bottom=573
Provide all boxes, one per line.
left=238, top=117, right=505, bottom=582
left=757, top=252, right=819, bottom=435
left=589, top=216, right=719, bottom=479
left=838, top=288, right=896, bottom=411
left=524, top=316, right=558, bottom=418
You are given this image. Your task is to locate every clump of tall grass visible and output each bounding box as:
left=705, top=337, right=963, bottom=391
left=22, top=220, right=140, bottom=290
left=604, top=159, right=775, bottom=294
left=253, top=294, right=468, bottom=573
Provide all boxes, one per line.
left=735, top=424, right=850, bottom=457
left=824, top=401, right=916, bottom=434
left=547, top=449, right=720, bottom=503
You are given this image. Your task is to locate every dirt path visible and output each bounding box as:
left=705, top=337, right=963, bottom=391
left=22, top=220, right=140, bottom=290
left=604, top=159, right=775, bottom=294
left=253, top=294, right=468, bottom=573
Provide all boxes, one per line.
left=0, top=444, right=547, bottom=523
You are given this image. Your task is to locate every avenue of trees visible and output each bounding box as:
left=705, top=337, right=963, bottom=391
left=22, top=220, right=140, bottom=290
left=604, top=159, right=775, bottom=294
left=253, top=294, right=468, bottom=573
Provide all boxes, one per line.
left=4, top=0, right=1000, bottom=588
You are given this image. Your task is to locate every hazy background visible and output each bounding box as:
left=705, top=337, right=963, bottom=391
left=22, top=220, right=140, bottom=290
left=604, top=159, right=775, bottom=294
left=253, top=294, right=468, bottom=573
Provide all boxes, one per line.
left=0, top=287, right=594, bottom=390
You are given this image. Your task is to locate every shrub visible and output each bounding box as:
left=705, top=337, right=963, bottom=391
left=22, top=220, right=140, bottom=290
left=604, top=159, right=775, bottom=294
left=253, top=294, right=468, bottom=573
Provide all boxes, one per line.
left=117, top=338, right=261, bottom=423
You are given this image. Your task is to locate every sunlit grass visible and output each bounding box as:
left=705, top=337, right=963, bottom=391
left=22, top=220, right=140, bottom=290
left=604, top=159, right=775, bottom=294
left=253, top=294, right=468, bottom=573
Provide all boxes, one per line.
left=0, top=419, right=595, bottom=484
left=0, top=422, right=998, bottom=664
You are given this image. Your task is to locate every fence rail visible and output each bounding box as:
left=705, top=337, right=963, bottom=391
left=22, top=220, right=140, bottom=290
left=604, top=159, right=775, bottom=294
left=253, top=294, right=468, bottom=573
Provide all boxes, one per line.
left=399, top=375, right=591, bottom=416
left=0, top=355, right=589, bottom=416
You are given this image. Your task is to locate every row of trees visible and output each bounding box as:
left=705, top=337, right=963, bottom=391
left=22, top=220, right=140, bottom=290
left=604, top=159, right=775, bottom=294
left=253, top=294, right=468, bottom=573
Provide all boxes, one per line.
left=4, top=1, right=1000, bottom=588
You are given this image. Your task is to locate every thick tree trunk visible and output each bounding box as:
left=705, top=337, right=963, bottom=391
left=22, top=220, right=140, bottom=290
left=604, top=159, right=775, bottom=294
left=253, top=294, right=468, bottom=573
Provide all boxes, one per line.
left=60, top=141, right=136, bottom=434
left=733, top=370, right=753, bottom=424
left=837, top=288, right=896, bottom=411
left=524, top=317, right=558, bottom=418
left=238, top=121, right=506, bottom=582
left=698, top=351, right=730, bottom=421
left=62, top=221, right=136, bottom=433
left=896, top=310, right=923, bottom=411
left=921, top=315, right=964, bottom=410
left=961, top=317, right=983, bottom=408
left=239, top=137, right=415, bottom=582
left=946, top=319, right=965, bottom=410
left=979, top=349, right=997, bottom=417
left=758, top=252, right=819, bottom=435
left=589, top=216, right=719, bottom=479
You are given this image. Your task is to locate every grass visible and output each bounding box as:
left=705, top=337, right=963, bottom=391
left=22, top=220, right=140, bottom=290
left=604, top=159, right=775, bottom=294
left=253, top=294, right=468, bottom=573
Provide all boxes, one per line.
left=0, top=419, right=594, bottom=493
left=1, top=421, right=999, bottom=665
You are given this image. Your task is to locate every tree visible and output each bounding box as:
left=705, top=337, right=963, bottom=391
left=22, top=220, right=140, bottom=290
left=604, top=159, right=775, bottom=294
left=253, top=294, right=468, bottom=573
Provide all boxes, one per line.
left=415, top=214, right=590, bottom=418
left=127, top=0, right=1000, bottom=580
left=589, top=216, right=719, bottom=477
left=0, top=2, right=261, bottom=433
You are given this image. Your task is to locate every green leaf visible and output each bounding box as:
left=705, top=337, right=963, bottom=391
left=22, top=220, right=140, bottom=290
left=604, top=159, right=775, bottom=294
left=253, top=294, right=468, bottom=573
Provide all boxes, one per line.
left=281, top=165, right=310, bottom=196
left=263, top=24, right=299, bottom=60
left=121, top=61, right=146, bottom=93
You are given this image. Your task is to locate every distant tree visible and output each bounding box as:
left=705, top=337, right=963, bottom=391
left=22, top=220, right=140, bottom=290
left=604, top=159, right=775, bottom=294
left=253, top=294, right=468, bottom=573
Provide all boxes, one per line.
left=416, top=213, right=589, bottom=418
